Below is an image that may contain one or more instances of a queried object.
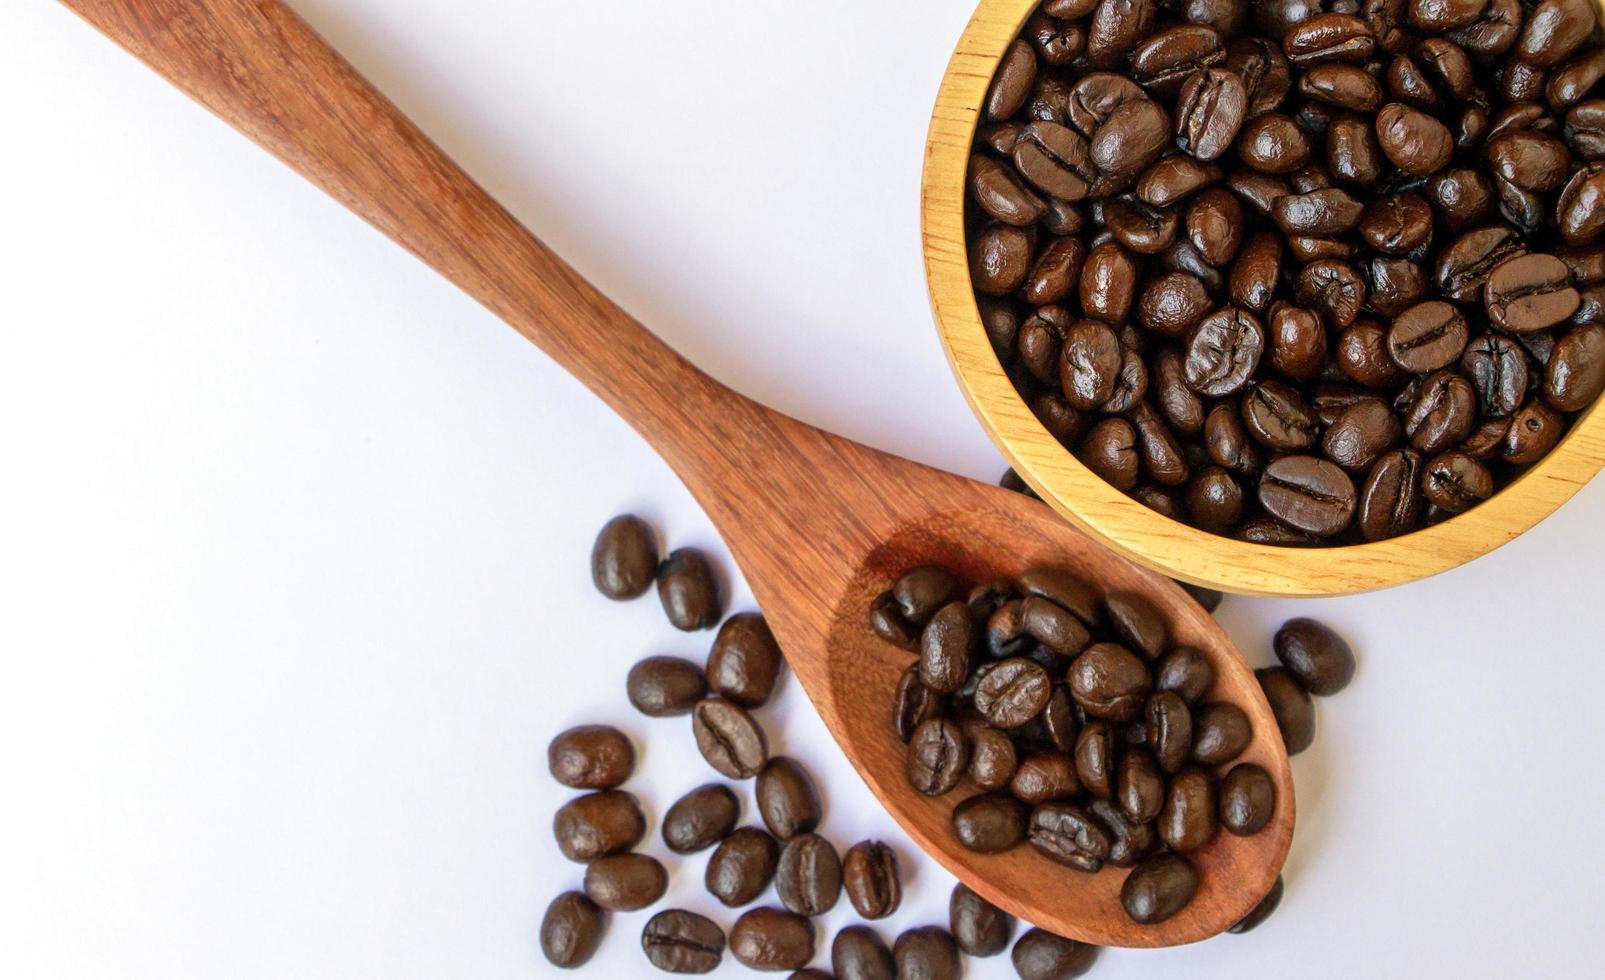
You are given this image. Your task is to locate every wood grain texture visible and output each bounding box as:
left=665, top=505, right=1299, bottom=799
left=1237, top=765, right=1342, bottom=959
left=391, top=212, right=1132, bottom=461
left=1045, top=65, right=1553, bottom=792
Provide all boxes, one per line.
left=60, top=0, right=1290, bottom=945
left=921, top=0, right=1605, bottom=597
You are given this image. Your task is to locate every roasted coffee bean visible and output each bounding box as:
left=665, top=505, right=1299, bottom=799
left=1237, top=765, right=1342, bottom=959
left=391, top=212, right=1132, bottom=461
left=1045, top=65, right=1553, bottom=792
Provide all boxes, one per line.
left=1090, top=99, right=1173, bottom=184
left=1122, top=852, right=1200, bottom=923
left=1099, top=593, right=1164, bottom=660
left=1421, top=451, right=1494, bottom=511
left=1285, top=14, right=1376, bottom=66
left=592, top=515, right=659, bottom=600
left=1301, top=62, right=1383, bottom=111
left=952, top=792, right=1031, bottom=853
left=1025, top=239, right=1088, bottom=307
left=730, top=908, right=815, bottom=972
left=1257, top=666, right=1317, bottom=754
left=894, top=667, right=943, bottom=743
left=1021, top=595, right=1094, bottom=656
left=1327, top=111, right=1386, bottom=185
left=663, top=784, right=740, bottom=855
left=1138, top=273, right=1213, bottom=338
left=1461, top=334, right=1530, bottom=418
left=1156, top=348, right=1208, bottom=435
left=1081, top=417, right=1141, bottom=490
left=642, top=909, right=726, bottom=974
left=1229, top=875, right=1287, bottom=933
left=542, top=892, right=605, bottom=968
left=1516, top=0, right=1598, bottom=67
left=974, top=657, right=1053, bottom=728
left=1375, top=102, right=1453, bottom=175
left=628, top=656, right=708, bottom=718
left=1040, top=686, right=1079, bottom=751
left=1028, top=13, right=1087, bottom=66
left=1192, top=700, right=1253, bottom=765
left=555, top=790, right=646, bottom=863
left=1069, top=643, right=1154, bottom=720
left=1226, top=232, right=1281, bottom=316
left=1010, top=750, right=1081, bottom=804
left=1146, top=692, right=1195, bottom=773
left=1243, top=380, right=1319, bottom=451
left=1567, top=102, right=1605, bottom=159
left=1461, top=418, right=1513, bottom=461
left=1437, top=225, right=1526, bottom=301
left=1177, top=67, right=1248, bottom=160
left=1238, top=112, right=1312, bottom=173
left=1485, top=254, right=1581, bottom=333
left=1019, top=306, right=1071, bottom=385
left=893, top=927, right=962, bottom=980
left=1506, top=398, right=1566, bottom=463
left=1185, top=307, right=1265, bottom=396
left=584, top=853, right=668, bottom=912
left=1079, top=242, right=1140, bottom=324
left=907, top=718, right=971, bottom=796
left=987, top=600, right=1033, bottom=659
left=1547, top=326, right=1605, bottom=410
left=1238, top=514, right=1322, bottom=544
left=1132, top=26, right=1227, bottom=96
left=1358, top=449, right=1426, bottom=540
left=1404, top=370, right=1477, bottom=453
left=1060, top=319, right=1123, bottom=410
left=1205, top=400, right=1264, bottom=474
left=970, top=153, right=1047, bottom=226
left=1159, top=767, right=1219, bottom=853
left=1103, top=197, right=1180, bottom=254
left=1273, top=187, right=1364, bottom=235
left=834, top=925, right=895, bottom=980
left=1091, top=797, right=1157, bottom=867
left=1295, top=259, right=1366, bottom=327
left=971, top=223, right=1033, bottom=296
left=1074, top=720, right=1117, bottom=798
left=1265, top=303, right=1326, bottom=382
left=706, top=827, right=780, bottom=907
left=756, top=757, right=821, bottom=840
left=1011, top=928, right=1101, bottom=980
left=1220, top=763, right=1277, bottom=836
left=658, top=549, right=722, bottom=631
left=707, top=613, right=782, bottom=708
left=1116, top=747, right=1166, bottom=824
left=1137, top=155, right=1223, bottom=207
left=892, top=566, right=957, bottom=624
left=1186, top=466, right=1245, bottom=532
left=774, top=833, right=842, bottom=917
left=1014, top=122, right=1095, bottom=201
left=1156, top=646, right=1216, bottom=704
left=1018, top=566, right=1100, bottom=626
left=1322, top=398, right=1400, bottom=471
left=1364, top=255, right=1429, bottom=318
left=549, top=725, right=634, bottom=790
left=987, top=39, right=1037, bottom=120
left=1359, top=193, right=1434, bottom=255
left=1029, top=802, right=1113, bottom=872
left=950, top=883, right=1014, bottom=957
left=838, top=841, right=901, bottom=920
left=961, top=715, right=1021, bottom=790
left=692, top=697, right=768, bottom=779
left=1259, top=455, right=1357, bottom=536
left=1185, top=187, right=1246, bottom=266
left=1274, top=618, right=1355, bottom=696
left=1388, top=301, right=1467, bottom=374
left=1487, top=131, right=1572, bottom=192
left=919, top=601, right=978, bottom=695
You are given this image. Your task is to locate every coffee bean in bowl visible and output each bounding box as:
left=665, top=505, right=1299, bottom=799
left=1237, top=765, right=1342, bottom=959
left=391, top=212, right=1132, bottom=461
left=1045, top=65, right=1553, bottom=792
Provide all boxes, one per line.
left=959, top=0, right=1605, bottom=547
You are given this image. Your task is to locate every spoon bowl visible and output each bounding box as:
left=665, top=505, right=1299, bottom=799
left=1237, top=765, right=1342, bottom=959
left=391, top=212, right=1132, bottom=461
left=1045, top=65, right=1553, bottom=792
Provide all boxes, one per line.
left=64, top=0, right=1292, bottom=947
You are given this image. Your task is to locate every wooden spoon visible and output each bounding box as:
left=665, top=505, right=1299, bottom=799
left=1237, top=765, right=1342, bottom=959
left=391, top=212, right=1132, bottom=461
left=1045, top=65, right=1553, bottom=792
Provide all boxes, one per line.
left=61, top=0, right=1293, bottom=947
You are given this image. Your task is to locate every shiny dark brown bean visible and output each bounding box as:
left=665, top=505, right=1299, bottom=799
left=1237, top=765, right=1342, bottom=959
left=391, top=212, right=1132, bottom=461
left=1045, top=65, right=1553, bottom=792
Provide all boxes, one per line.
left=1516, top=0, right=1598, bottom=68
left=1068, top=643, right=1154, bottom=720
left=1079, top=242, right=1140, bottom=324
left=1295, top=259, right=1366, bottom=327
left=952, top=792, right=1031, bottom=853
left=1327, top=111, right=1386, bottom=185
left=1259, top=455, right=1356, bottom=537
left=730, top=908, right=816, bottom=972
left=1074, top=720, right=1116, bottom=798
left=707, top=613, right=782, bottom=708
left=1185, top=187, right=1245, bottom=266
left=1011, top=928, right=1100, bottom=980
left=1014, top=122, right=1095, bottom=201
left=1485, top=254, right=1582, bottom=333
left=1090, top=99, right=1173, bottom=183
left=1337, top=321, right=1402, bottom=388
left=1460, top=334, right=1530, bottom=418
left=919, top=601, right=977, bottom=695
left=1238, top=112, right=1312, bottom=173
left=1546, top=326, right=1605, bottom=410
left=1257, top=666, right=1316, bottom=754
left=975, top=657, right=1053, bottom=728
left=663, top=784, right=740, bottom=854
left=1273, top=187, right=1363, bottom=235
left=1359, top=193, right=1433, bottom=254
left=1155, top=348, right=1208, bottom=435
left=1010, top=751, right=1081, bottom=804
left=706, top=827, right=780, bottom=907
left=1156, top=647, right=1215, bottom=704
left=1421, top=451, right=1494, bottom=512
left=969, top=153, right=1046, bottom=226
left=775, top=833, right=842, bottom=917
left=549, top=725, right=635, bottom=790
left=1159, top=768, right=1218, bottom=853
left=1375, top=103, right=1453, bottom=175
left=834, top=925, right=895, bottom=980
left=1122, top=852, right=1200, bottom=924
left=961, top=716, right=1020, bottom=791
left=948, top=885, right=1014, bottom=959
left=1505, top=398, right=1566, bottom=463
left=1133, top=26, right=1228, bottom=96
left=1191, top=700, right=1253, bottom=765
left=907, top=718, right=970, bottom=796
left=1284, top=14, right=1377, bottom=66
left=987, top=39, right=1037, bottom=120
left=1436, top=225, right=1526, bottom=302
left=555, top=790, right=647, bottom=863
left=1275, top=618, right=1356, bottom=695
left=1138, top=272, right=1213, bottom=337
left=692, top=698, right=768, bottom=779
left=1103, top=592, right=1166, bottom=660
left=658, top=549, right=722, bottom=631
left=542, top=892, right=605, bottom=969
left=584, top=853, right=668, bottom=912
left=1405, top=370, right=1477, bottom=454
left=1388, top=301, right=1468, bottom=374
left=893, top=927, right=962, bottom=980
left=970, top=223, right=1033, bottom=296
left=755, top=757, right=821, bottom=841
left=1146, top=692, right=1195, bottom=773
left=1025, top=239, right=1087, bottom=308
left=1060, top=319, right=1123, bottom=410
left=1116, top=748, right=1166, bottom=824
left=1029, top=802, right=1113, bottom=872
left=1357, top=449, right=1426, bottom=540
left=1205, top=400, right=1264, bottom=474
left=642, top=909, right=726, bottom=974
left=1187, top=466, right=1245, bottom=532
left=894, top=667, right=942, bottom=744
left=1220, top=763, right=1277, bottom=836
left=1243, top=380, right=1319, bottom=451
left=1176, top=67, right=1248, bottom=160
left=628, top=656, right=708, bottom=718
left=1081, top=418, right=1141, bottom=490
left=1021, top=595, right=1093, bottom=655
left=592, top=515, right=659, bottom=600
left=1323, top=398, right=1400, bottom=471
left=1185, top=307, right=1265, bottom=396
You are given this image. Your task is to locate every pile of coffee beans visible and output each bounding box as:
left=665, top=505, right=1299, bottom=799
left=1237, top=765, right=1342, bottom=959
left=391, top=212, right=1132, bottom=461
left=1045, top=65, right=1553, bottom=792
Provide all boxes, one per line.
left=873, top=562, right=1278, bottom=925
left=548, top=514, right=1111, bottom=976
left=968, top=0, right=1605, bottom=543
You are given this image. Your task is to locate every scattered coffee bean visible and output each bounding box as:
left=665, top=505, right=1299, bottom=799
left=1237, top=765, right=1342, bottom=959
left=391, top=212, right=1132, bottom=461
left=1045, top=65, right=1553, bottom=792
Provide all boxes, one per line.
left=757, top=757, right=822, bottom=840
left=1274, top=618, right=1356, bottom=695
left=775, top=832, right=842, bottom=917
left=542, top=891, right=606, bottom=968
left=549, top=725, right=635, bottom=790
left=893, top=927, right=962, bottom=980
left=691, top=697, right=768, bottom=779
left=1121, top=852, right=1200, bottom=924
left=834, top=925, right=896, bottom=980
left=950, top=882, right=1015, bottom=957
left=729, top=908, right=815, bottom=972
left=1011, top=927, right=1101, bottom=980
left=641, top=909, right=725, bottom=974
left=953, top=792, right=1031, bottom=853
left=627, top=656, right=708, bottom=717
left=1257, top=666, right=1317, bottom=754
left=840, top=841, right=901, bottom=920
left=907, top=718, right=972, bottom=796
left=706, top=613, right=783, bottom=708
left=662, top=783, right=739, bottom=855
left=1220, top=762, right=1277, bottom=836
left=583, top=853, right=668, bottom=912
left=1191, top=701, right=1252, bottom=765
left=657, top=549, right=721, bottom=631
left=592, top=515, right=659, bottom=600
left=554, top=790, right=646, bottom=863
left=705, top=827, right=780, bottom=907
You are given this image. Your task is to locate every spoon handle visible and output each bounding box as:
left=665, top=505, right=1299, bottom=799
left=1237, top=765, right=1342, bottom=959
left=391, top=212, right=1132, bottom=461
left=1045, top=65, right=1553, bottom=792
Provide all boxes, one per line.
left=61, top=0, right=774, bottom=478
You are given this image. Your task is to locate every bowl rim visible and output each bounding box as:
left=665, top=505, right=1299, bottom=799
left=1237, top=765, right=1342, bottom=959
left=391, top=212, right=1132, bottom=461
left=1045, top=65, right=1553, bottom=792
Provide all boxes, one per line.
left=919, top=0, right=1605, bottom=597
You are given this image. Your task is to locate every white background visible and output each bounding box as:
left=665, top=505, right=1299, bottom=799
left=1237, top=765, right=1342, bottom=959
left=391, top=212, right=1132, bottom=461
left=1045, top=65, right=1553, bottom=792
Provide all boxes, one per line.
left=3, top=1, right=1603, bottom=977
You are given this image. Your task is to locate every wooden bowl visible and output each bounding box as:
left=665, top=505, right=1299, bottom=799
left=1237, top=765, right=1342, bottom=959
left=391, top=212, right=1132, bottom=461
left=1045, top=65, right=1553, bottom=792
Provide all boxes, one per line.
left=920, top=0, right=1605, bottom=597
